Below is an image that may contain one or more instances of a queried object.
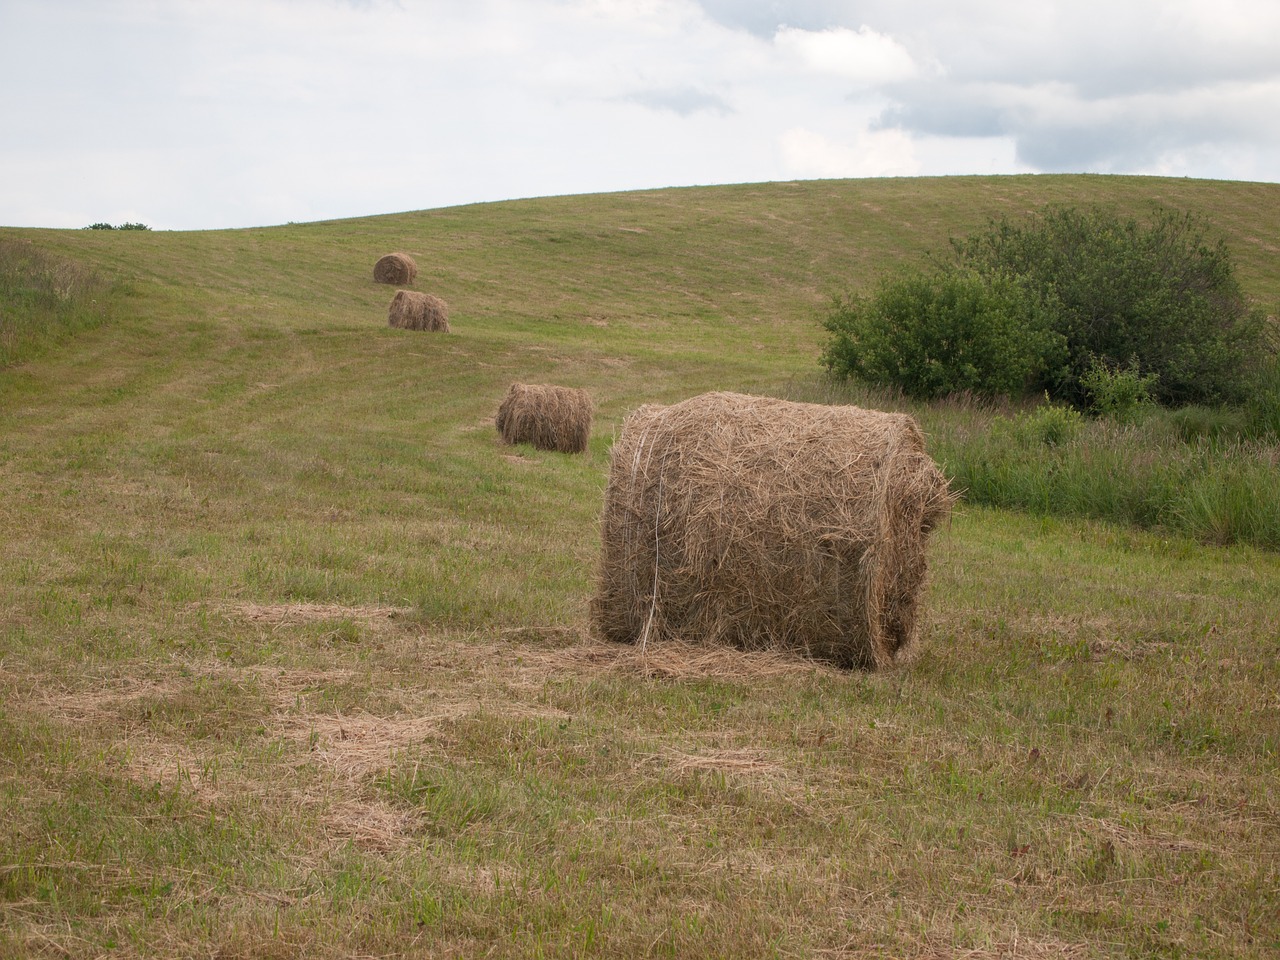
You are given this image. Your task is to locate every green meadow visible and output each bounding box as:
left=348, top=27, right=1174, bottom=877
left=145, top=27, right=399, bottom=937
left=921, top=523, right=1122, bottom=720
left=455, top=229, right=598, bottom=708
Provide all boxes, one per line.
left=2, top=174, right=1278, bottom=958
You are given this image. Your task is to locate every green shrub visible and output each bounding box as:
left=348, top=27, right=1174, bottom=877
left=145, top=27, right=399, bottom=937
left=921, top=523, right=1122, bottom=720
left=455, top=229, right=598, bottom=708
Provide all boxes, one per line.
left=953, top=205, right=1268, bottom=407
left=820, top=269, right=1061, bottom=401
left=1080, top=357, right=1158, bottom=422
left=821, top=204, right=1273, bottom=413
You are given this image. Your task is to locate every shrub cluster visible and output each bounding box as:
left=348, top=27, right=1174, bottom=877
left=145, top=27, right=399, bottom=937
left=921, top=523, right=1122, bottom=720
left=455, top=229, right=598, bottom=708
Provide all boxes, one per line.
left=84, top=222, right=151, bottom=231
left=822, top=205, right=1271, bottom=409
left=821, top=270, right=1062, bottom=402
left=1079, top=357, right=1159, bottom=422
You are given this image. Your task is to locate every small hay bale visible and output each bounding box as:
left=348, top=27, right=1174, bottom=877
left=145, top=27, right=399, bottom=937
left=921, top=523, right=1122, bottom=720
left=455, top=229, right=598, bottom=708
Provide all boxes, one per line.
left=590, top=391, right=954, bottom=669
left=495, top=383, right=593, bottom=454
left=373, top=252, right=418, bottom=285
left=387, top=290, right=449, bottom=332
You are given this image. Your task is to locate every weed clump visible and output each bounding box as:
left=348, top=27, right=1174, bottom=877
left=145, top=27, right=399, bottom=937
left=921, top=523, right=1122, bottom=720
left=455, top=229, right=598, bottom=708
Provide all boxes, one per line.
left=1, top=240, right=113, bottom=366
left=994, top=397, right=1084, bottom=448
left=1080, top=357, right=1159, bottom=423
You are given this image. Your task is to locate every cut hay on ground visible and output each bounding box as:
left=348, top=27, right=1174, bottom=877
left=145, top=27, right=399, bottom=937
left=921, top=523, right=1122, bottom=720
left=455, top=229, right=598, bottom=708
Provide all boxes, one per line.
left=495, top=383, right=593, bottom=454
left=373, top=252, right=417, bottom=285
left=590, top=391, right=954, bottom=669
left=387, top=290, right=449, bottom=332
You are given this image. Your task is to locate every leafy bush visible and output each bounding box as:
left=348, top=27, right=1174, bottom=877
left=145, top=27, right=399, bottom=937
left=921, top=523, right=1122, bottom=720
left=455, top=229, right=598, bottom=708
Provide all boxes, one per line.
left=822, top=204, right=1272, bottom=410
left=1080, top=357, right=1158, bottom=422
left=820, top=269, right=1061, bottom=401
left=952, top=205, right=1267, bottom=407
left=84, top=222, right=151, bottom=231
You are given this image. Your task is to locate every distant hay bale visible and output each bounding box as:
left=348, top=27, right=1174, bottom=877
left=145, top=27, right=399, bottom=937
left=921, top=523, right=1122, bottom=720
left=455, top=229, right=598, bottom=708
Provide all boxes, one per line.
left=590, top=391, right=954, bottom=669
left=495, top=383, right=593, bottom=454
left=373, top=253, right=418, bottom=285
left=387, top=290, right=449, bottom=332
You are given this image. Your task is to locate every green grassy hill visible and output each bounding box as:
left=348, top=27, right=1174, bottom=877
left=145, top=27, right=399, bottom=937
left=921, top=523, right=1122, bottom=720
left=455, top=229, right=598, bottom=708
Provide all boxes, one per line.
left=2, top=175, right=1278, bottom=958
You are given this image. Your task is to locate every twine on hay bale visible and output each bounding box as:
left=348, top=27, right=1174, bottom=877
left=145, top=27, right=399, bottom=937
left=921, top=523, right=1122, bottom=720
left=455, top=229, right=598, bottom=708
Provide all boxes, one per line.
left=373, top=252, right=417, bottom=285
left=387, top=290, right=449, bottom=332
left=495, top=383, right=593, bottom=454
left=590, top=391, right=955, bottom=670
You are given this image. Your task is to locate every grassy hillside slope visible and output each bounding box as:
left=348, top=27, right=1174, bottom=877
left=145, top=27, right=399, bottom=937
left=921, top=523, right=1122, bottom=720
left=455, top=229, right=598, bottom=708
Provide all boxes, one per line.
left=2, top=175, right=1278, bottom=958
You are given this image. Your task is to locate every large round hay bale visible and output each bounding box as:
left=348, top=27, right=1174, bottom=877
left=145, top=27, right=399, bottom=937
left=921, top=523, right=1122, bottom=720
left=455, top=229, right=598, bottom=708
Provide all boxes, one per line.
left=387, top=290, right=449, bottom=332
left=495, top=383, right=593, bottom=454
left=373, top=252, right=418, bottom=285
left=590, top=392, right=954, bottom=669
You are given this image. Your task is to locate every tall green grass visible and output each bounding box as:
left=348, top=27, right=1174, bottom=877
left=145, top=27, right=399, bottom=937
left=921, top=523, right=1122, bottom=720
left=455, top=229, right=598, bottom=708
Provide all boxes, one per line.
left=790, top=379, right=1280, bottom=549
left=942, top=412, right=1280, bottom=548
left=0, top=239, right=116, bottom=366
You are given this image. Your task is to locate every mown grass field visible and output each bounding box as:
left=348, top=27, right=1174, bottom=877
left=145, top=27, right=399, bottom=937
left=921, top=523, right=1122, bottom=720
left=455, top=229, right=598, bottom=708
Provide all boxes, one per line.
left=2, top=175, right=1278, bottom=958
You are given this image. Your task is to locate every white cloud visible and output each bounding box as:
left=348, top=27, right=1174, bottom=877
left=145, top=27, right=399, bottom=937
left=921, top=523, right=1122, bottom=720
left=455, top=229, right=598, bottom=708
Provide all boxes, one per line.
left=774, top=25, right=917, bottom=85
left=780, top=126, right=920, bottom=179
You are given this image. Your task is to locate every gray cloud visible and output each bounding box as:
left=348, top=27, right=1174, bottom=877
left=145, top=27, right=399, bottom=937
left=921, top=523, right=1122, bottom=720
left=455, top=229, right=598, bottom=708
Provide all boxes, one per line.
left=699, top=1, right=1280, bottom=176
left=876, top=75, right=1280, bottom=174
left=874, top=83, right=1008, bottom=139
left=1013, top=85, right=1280, bottom=172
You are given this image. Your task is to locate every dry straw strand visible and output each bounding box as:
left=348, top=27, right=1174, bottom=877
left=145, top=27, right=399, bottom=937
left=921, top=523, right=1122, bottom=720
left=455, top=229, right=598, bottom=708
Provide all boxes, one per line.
left=387, top=290, right=450, bottom=332
left=373, top=252, right=418, bottom=285
left=590, top=392, right=954, bottom=669
left=495, top=383, right=593, bottom=454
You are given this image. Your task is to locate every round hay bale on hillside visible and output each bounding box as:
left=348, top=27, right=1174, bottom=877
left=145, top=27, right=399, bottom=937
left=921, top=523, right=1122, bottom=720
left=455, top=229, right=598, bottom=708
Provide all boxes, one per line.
left=387, top=290, right=449, bottom=332
left=590, top=391, right=954, bottom=669
left=496, top=383, right=593, bottom=454
left=373, top=253, right=418, bottom=285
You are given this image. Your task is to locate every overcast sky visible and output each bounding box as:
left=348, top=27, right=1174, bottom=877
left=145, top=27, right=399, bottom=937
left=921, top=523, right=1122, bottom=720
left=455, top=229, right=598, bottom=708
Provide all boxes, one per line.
left=3, top=0, right=1278, bottom=231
